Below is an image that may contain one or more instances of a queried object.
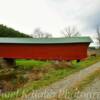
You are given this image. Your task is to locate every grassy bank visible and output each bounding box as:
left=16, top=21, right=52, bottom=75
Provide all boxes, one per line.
left=0, top=56, right=100, bottom=100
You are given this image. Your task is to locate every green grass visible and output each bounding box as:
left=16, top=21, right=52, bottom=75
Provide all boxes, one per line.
left=0, top=56, right=100, bottom=100
left=16, top=59, right=50, bottom=70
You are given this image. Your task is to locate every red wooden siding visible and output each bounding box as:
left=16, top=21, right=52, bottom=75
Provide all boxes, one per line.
left=0, top=43, right=89, bottom=60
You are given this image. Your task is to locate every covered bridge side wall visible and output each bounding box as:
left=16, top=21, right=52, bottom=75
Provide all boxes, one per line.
left=0, top=43, right=89, bottom=60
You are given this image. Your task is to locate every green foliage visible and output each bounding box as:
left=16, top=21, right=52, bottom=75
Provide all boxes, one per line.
left=16, top=60, right=50, bottom=70
left=0, top=24, right=31, bottom=37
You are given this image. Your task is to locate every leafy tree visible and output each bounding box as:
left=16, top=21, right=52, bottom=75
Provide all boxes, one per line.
left=0, top=24, right=31, bottom=37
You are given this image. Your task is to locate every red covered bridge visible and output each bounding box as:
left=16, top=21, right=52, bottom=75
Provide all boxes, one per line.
left=0, top=37, right=92, bottom=61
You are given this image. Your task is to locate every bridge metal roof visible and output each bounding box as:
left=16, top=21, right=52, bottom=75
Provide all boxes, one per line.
left=0, top=37, right=92, bottom=44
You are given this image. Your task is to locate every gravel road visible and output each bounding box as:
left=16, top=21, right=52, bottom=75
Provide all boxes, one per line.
left=20, top=62, right=100, bottom=100
left=76, top=76, right=100, bottom=100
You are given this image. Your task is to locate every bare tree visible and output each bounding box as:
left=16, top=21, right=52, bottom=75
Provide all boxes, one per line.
left=61, top=26, right=80, bottom=37
left=31, top=28, right=52, bottom=38
left=32, top=28, right=43, bottom=38
left=44, top=32, right=52, bottom=38
left=96, top=26, right=100, bottom=48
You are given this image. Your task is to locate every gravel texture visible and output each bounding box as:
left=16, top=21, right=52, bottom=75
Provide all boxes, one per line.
left=20, top=62, right=100, bottom=100
left=76, top=77, right=100, bottom=100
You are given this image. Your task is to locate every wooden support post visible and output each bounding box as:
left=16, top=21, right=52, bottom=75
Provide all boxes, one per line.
left=77, top=59, right=80, bottom=63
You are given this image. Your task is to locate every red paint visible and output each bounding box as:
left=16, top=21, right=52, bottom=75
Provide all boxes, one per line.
left=0, top=43, right=89, bottom=60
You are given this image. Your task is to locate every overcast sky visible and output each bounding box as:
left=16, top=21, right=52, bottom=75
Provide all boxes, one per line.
left=0, top=0, right=100, bottom=43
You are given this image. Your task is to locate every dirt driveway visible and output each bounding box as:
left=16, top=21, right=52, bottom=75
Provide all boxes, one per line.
left=76, top=76, right=100, bottom=100
left=20, top=62, right=100, bottom=100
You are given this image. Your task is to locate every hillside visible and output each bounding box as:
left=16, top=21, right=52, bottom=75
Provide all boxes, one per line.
left=0, top=24, right=31, bottom=37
